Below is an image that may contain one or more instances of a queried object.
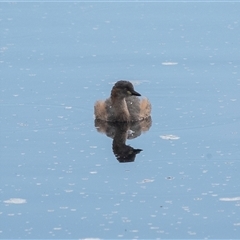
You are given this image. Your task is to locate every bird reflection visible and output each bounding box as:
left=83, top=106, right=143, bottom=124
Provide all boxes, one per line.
left=94, top=118, right=152, bottom=163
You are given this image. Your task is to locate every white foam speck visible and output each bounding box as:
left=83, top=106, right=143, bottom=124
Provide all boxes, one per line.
left=162, top=62, right=178, bottom=66
left=219, top=197, right=240, bottom=201
left=4, top=198, right=27, bottom=204
left=160, top=134, right=180, bottom=140
left=53, top=227, right=61, bottom=231
left=81, top=239, right=101, bottom=240
left=127, top=129, right=134, bottom=134
left=138, top=179, right=154, bottom=184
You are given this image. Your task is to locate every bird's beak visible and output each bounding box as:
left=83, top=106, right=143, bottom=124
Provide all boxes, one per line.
left=130, top=90, right=141, bottom=96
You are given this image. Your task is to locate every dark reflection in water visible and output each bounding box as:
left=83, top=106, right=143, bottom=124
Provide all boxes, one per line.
left=94, top=118, right=152, bottom=163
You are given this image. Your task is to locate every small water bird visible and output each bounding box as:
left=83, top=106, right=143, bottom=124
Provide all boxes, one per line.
left=94, top=80, right=151, bottom=122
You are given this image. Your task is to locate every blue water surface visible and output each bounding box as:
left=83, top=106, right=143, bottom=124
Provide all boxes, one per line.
left=1, top=2, right=240, bottom=239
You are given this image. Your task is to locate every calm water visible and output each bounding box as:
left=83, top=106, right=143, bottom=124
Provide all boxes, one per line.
left=1, top=2, right=240, bottom=239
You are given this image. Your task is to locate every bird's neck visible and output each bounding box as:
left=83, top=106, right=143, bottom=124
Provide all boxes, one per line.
left=111, top=97, right=130, bottom=122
